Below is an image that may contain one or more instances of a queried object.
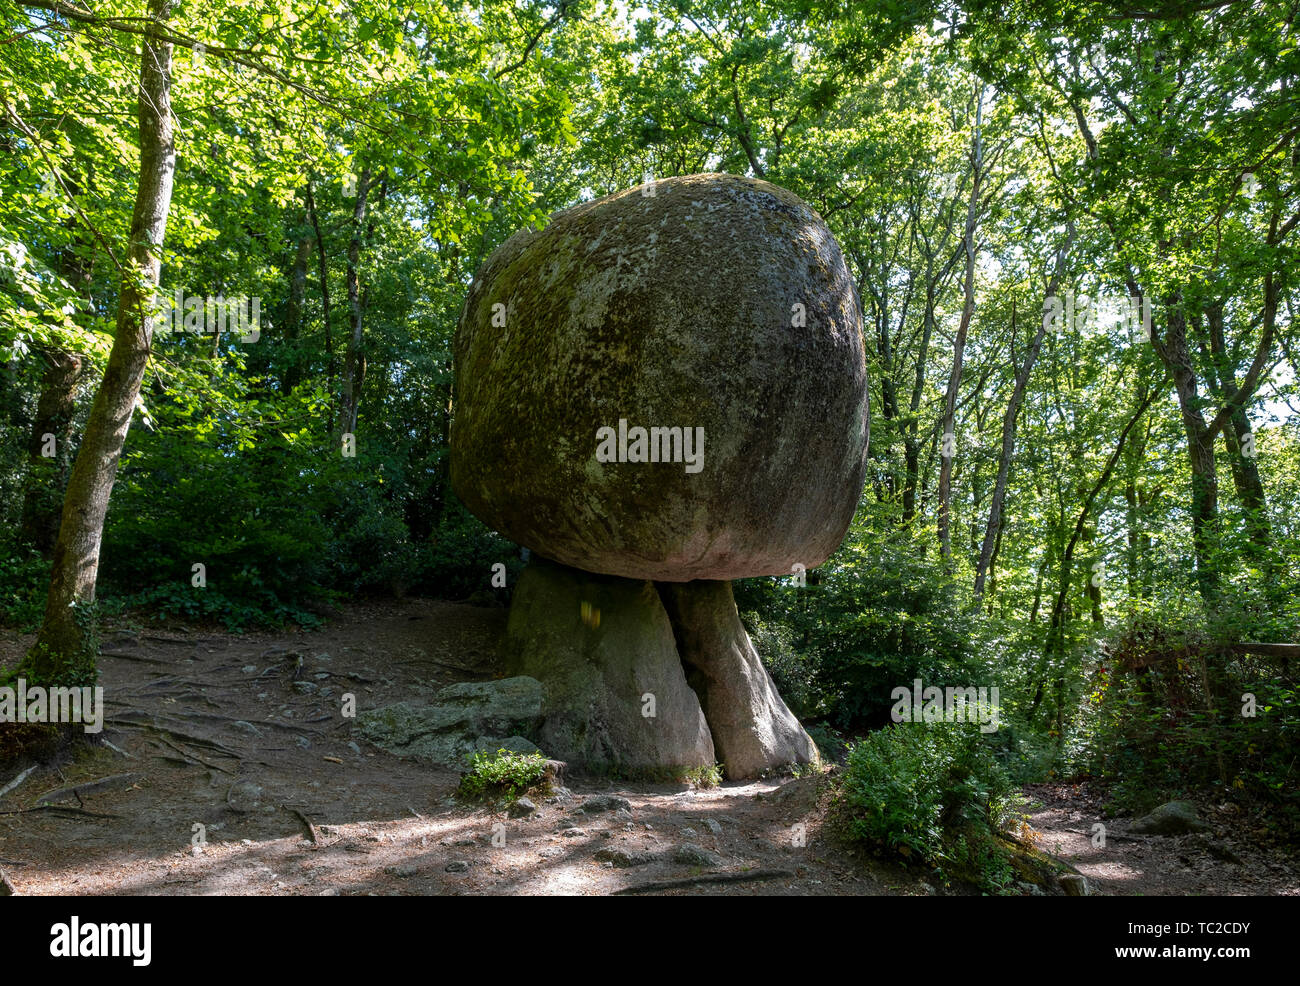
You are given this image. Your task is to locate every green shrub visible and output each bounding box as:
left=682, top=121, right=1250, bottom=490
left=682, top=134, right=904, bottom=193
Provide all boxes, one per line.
left=805, top=722, right=848, bottom=763
left=456, top=748, right=548, bottom=802
left=1081, top=605, right=1300, bottom=836
left=736, top=524, right=978, bottom=729
left=0, top=548, right=50, bottom=629
left=841, top=719, right=1020, bottom=887
left=425, top=497, right=523, bottom=601
left=680, top=762, right=723, bottom=788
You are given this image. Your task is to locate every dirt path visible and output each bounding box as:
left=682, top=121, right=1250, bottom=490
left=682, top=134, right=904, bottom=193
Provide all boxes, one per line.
left=1, top=598, right=1293, bottom=896
left=0, top=599, right=888, bottom=896
left=1024, top=783, right=1298, bottom=896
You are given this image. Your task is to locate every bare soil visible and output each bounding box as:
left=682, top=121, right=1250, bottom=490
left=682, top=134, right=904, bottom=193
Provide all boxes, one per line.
left=1, top=598, right=1294, bottom=896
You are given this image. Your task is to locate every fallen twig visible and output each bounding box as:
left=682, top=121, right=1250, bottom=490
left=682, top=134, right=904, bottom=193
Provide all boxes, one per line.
left=98, top=652, right=172, bottom=665
left=283, top=804, right=321, bottom=844
left=110, top=717, right=246, bottom=758
left=1058, top=826, right=1148, bottom=844
left=156, top=736, right=235, bottom=775
left=0, top=766, right=37, bottom=800
left=612, top=869, right=796, bottom=895
left=0, top=804, right=121, bottom=819
left=35, top=772, right=142, bottom=806
left=101, top=739, right=136, bottom=760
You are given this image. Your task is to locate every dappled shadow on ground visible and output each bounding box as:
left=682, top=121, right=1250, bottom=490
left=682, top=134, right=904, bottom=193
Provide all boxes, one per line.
left=0, top=599, right=886, bottom=896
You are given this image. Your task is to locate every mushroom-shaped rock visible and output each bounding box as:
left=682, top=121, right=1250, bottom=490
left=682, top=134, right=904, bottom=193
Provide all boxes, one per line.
left=451, top=172, right=869, bottom=582
left=454, top=174, right=868, bottom=779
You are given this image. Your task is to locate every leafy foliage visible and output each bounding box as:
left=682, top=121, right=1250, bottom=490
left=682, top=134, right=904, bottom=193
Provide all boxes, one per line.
left=840, top=719, right=1022, bottom=890
left=456, top=748, right=549, bottom=803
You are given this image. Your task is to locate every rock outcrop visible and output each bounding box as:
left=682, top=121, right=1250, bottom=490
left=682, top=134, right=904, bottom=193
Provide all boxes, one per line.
left=659, top=580, right=817, bottom=779
left=356, top=677, right=544, bottom=767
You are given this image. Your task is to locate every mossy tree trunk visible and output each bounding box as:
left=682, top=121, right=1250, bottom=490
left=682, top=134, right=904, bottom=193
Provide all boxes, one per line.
left=20, top=0, right=176, bottom=686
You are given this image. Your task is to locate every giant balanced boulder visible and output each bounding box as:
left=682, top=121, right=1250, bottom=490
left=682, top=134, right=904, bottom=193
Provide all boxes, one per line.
left=452, top=173, right=868, bottom=582
left=452, top=173, right=869, bottom=778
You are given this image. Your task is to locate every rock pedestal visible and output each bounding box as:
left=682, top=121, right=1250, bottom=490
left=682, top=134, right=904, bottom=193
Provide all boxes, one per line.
left=658, top=580, right=817, bottom=779
left=503, top=556, right=715, bottom=774
left=503, top=557, right=816, bottom=780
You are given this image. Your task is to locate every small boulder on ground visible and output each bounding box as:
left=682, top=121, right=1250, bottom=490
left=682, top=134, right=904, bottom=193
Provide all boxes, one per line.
left=1129, top=800, right=1210, bottom=836
left=507, top=797, right=537, bottom=818
left=581, top=795, right=632, bottom=814
left=595, top=847, right=656, bottom=868
left=673, top=843, right=723, bottom=867
left=1059, top=874, right=1089, bottom=896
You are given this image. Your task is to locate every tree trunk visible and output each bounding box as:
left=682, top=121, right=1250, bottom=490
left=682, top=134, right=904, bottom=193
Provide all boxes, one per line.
left=1162, top=297, right=1222, bottom=602
left=18, top=348, right=83, bottom=557
left=974, top=231, right=1071, bottom=598
left=305, top=180, right=335, bottom=429
left=281, top=222, right=313, bottom=394
left=340, top=166, right=372, bottom=437
left=21, top=0, right=176, bottom=685
left=902, top=265, right=937, bottom=524
left=1202, top=304, right=1271, bottom=557
left=1046, top=387, right=1158, bottom=659
left=937, top=91, right=983, bottom=562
